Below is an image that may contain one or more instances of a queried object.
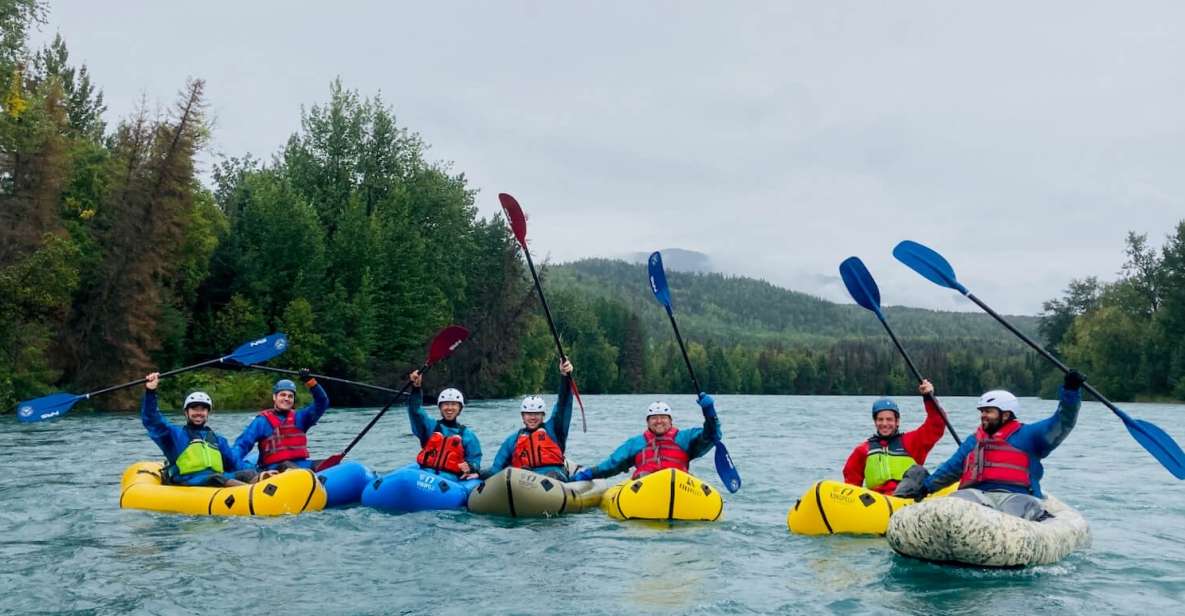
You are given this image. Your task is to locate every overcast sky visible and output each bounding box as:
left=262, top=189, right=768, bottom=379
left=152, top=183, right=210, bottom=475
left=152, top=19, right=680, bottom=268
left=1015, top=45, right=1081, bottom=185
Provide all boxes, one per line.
left=33, top=2, right=1185, bottom=314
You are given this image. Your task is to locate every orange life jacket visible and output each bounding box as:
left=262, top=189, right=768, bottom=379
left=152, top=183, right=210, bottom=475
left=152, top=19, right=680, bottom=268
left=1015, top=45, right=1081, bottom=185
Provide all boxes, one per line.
left=511, top=428, right=565, bottom=469
left=416, top=422, right=468, bottom=475
left=633, top=428, right=690, bottom=478
left=258, top=409, right=309, bottom=465
left=960, top=420, right=1032, bottom=490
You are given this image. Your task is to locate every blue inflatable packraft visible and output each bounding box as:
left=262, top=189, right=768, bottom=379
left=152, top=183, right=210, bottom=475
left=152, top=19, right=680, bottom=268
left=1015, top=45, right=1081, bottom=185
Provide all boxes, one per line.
left=316, top=460, right=376, bottom=507
left=361, top=463, right=481, bottom=512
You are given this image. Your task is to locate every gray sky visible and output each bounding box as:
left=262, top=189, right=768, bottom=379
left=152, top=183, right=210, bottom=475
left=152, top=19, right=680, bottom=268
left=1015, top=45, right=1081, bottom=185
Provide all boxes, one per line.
left=34, top=1, right=1185, bottom=314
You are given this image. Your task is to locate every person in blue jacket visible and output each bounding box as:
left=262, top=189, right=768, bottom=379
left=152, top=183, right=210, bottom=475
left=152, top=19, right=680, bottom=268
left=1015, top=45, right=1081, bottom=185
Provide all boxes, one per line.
left=571, top=394, right=721, bottom=481
left=408, top=370, right=482, bottom=480
left=233, top=370, right=330, bottom=471
left=894, top=370, right=1085, bottom=520
left=141, top=372, right=259, bottom=486
left=485, top=359, right=574, bottom=480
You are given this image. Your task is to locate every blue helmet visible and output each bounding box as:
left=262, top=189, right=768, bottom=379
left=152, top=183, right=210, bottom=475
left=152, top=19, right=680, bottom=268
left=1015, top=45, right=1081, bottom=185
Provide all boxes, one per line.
left=871, top=398, right=900, bottom=418
left=273, top=379, right=297, bottom=395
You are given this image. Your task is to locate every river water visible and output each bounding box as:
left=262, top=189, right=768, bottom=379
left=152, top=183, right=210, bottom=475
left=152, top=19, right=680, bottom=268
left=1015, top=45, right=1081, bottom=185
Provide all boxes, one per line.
left=3, top=393, right=1184, bottom=614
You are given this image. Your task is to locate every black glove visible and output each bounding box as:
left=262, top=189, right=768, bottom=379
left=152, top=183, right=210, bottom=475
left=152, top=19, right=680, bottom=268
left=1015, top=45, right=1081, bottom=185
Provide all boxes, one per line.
left=1064, top=369, right=1086, bottom=391
left=298, top=368, right=312, bottom=382
left=893, top=464, right=932, bottom=502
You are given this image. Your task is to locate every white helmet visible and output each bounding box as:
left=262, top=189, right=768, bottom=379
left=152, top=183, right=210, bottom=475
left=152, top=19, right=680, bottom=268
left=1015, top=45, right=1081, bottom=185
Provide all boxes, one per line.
left=646, top=401, right=673, bottom=418
left=183, top=391, right=213, bottom=412
left=437, top=388, right=465, bottom=409
left=977, top=390, right=1019, bottom=414
left=521, top=395, right=546, bottom=413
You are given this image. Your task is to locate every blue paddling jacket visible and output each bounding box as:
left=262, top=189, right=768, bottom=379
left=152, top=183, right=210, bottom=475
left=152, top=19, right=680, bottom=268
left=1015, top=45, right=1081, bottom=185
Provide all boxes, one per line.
left=408, top=388, right=482, bottom=475
left=584, top=401, right=722, bottom=480
left=232, top=383, right=330, bottom=471
left=487, top=374, right=574, bottom=479
left=141, top=390, right=245, bottom=485
left=924, top=386, right=1081, bottom=498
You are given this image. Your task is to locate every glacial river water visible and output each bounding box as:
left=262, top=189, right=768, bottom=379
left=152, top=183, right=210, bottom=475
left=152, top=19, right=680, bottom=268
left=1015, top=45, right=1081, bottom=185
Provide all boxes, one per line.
left=3, top=393, right=1184, bottom=614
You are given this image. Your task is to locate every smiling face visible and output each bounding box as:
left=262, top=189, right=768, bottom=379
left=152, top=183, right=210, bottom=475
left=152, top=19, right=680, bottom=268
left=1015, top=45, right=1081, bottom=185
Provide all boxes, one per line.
left=979, top=407, right=1008, bottom=433
left=646, top=414, right=673, bottom=436
left=439, top=401, right=462, bottom=421
left=521, top=411, right=545, bottom=430
left=874, top=410, right=900, bottom=437
left=273, top=390, right=295, bottom=412
left=185, top=404, right=210, bottom=427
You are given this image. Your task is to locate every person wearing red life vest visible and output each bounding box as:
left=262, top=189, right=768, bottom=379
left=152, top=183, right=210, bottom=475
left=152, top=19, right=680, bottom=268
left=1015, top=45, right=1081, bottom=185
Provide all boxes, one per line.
left=842, top=379, right=946, bottom=495
left=408, top=370, right=482, bottom=480
left=570, top=393, right=721, bottom=482
left=485, top=359, right=575, bottom=480
left=894, top=369, right=1085, bottom=520
left=233, top=369, right=331, bottom=471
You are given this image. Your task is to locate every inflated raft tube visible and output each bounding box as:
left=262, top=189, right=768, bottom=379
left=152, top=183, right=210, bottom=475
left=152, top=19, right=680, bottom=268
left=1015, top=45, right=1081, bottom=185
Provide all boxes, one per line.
left=360, top=463, right=481, bottom=513
left=600, top=468, right=724, bottom=521
left=119, top=461, right=327, bottom=516
left=787, top=479, right=958, bottom=536
left=316, top=461, right=376, bottom=507
left=886, top=493, right=1090, bottom=567
left=467, top=468, right=608, bottom=517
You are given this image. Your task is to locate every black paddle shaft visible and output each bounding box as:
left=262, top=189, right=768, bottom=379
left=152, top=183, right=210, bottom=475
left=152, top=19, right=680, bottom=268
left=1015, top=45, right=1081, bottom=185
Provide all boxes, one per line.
left=874, top=316, right=962, bottom=445
left=964, top=291, right=1118, bottom=413
left=338, top=377, right=417, bottom=458
left=521, top=247, right=569, bottom=363
left=249, top=364, right=401, bottom=395
left=86, top=357, right=225, bottom=398
left=665, top=307, right=704, bottom=395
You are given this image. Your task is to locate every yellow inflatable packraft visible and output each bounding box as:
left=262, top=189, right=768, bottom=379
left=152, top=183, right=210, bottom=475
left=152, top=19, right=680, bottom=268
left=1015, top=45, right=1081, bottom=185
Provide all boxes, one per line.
left=601, top=468, right=724, bottom=521
left=787, top=479, right=957, bottom=535
left=119, top=461, right=327, bottom=516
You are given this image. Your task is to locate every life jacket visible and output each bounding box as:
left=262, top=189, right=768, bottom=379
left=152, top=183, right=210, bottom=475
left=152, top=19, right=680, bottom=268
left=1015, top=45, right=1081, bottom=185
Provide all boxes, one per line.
left=258, top=409, right=309, bottom=465
left=511, top=428, right=565, bottom=469
left=170, top=426, right=225, bottom=477
left=416, top=421, right=468, bottom=475
left=960, top=420, right=1032, bottom=490
left=632, top=428, right=690, bottom=479
left=863, top=433, right=915, bottom=493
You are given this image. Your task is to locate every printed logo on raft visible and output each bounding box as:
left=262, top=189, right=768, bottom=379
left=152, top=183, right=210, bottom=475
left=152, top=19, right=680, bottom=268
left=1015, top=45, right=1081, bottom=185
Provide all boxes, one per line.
left=417, top=474, right=438, bottom=491
left=677, top=479, right=701, bottom=496
left=18, top=405, right=34, bottom=418
left=827, top=487, right=859, bottom=505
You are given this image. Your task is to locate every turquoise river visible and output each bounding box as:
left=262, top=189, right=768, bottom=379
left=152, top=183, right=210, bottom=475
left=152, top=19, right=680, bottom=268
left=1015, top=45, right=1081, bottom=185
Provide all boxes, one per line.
left=3, top=394, right=1184, bottom=614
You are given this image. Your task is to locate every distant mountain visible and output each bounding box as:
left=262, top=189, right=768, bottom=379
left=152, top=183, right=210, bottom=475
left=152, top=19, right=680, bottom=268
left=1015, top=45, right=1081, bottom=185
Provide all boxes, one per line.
left=623, top=248, right=714, bottom=273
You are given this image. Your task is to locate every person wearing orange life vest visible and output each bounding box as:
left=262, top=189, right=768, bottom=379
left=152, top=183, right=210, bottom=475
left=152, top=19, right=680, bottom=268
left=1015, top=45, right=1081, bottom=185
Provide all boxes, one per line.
left=485, top=359, right=575, bottom=480
left=232, top=369, right=331, bottom=472
left=570, top=393, right=721, bottom=482
left=894, top=369, right=1085, bottom=520
left=408, top=370, right=482, bottom=480
left=842, top=379, right=946, bottom=495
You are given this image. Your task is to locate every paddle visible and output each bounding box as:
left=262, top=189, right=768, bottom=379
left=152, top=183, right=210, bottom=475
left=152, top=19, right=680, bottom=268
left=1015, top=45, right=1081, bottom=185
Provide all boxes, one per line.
left=15, top=333, right=290, bottom=423
left=839, top=256, right=962, bottom=445
left=647, top=251, right=742, bottom=493
left=247, top=365, right=401, bottom=396
left=893, top=239, right=1185, bottom=479
left=313, top=325, right=470, bottom=472
left=499, top=192, right=587, bottom=433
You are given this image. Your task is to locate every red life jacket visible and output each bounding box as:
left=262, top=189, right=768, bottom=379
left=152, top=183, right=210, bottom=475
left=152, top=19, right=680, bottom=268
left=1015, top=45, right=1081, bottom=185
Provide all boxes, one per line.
left=511, top=428, right=565, bottom=469
left=632, top=428, right=690, bottom=479
left=416, top=422, right=468, bottom=475
left=960, top=420, right=1032, bottom=490
left=258, top=409, right=309, bottom=465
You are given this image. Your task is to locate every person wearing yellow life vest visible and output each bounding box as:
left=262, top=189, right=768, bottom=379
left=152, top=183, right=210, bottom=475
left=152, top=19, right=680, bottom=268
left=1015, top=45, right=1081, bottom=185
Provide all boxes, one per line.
left=842, top=379, right=946, bottom=495
left=233, top=370, right=331, bottom=472
left=485, top=359, right=574, bottom=480
left=408, top=370, right=482, bottom=480
left=140, top=372, right=260, bottom=486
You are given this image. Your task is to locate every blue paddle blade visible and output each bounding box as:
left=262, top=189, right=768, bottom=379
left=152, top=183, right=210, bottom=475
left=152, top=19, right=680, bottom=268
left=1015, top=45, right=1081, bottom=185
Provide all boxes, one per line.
left=892, top=240, right=969, bottom=294
left=714, top=441, right=741, bottom=493
left=839, top=256, right=884, bottom=316
left=224, top=332, right=289, bottom=366
left=1113, top=407, right=1185, bottom=479
left=648, top=251, right=673, bottom=309
left=16, top=392, right=83, bottom=423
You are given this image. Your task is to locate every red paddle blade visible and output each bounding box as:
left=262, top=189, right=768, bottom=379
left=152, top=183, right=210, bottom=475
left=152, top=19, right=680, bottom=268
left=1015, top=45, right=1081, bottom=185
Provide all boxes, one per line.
left=427, top=325, right=470, bottom=364
left=570, top=379, right=588, bottom=433
left=314, top=453, right=344, bottom=472
left=498, top=193, right=528, bottom=249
